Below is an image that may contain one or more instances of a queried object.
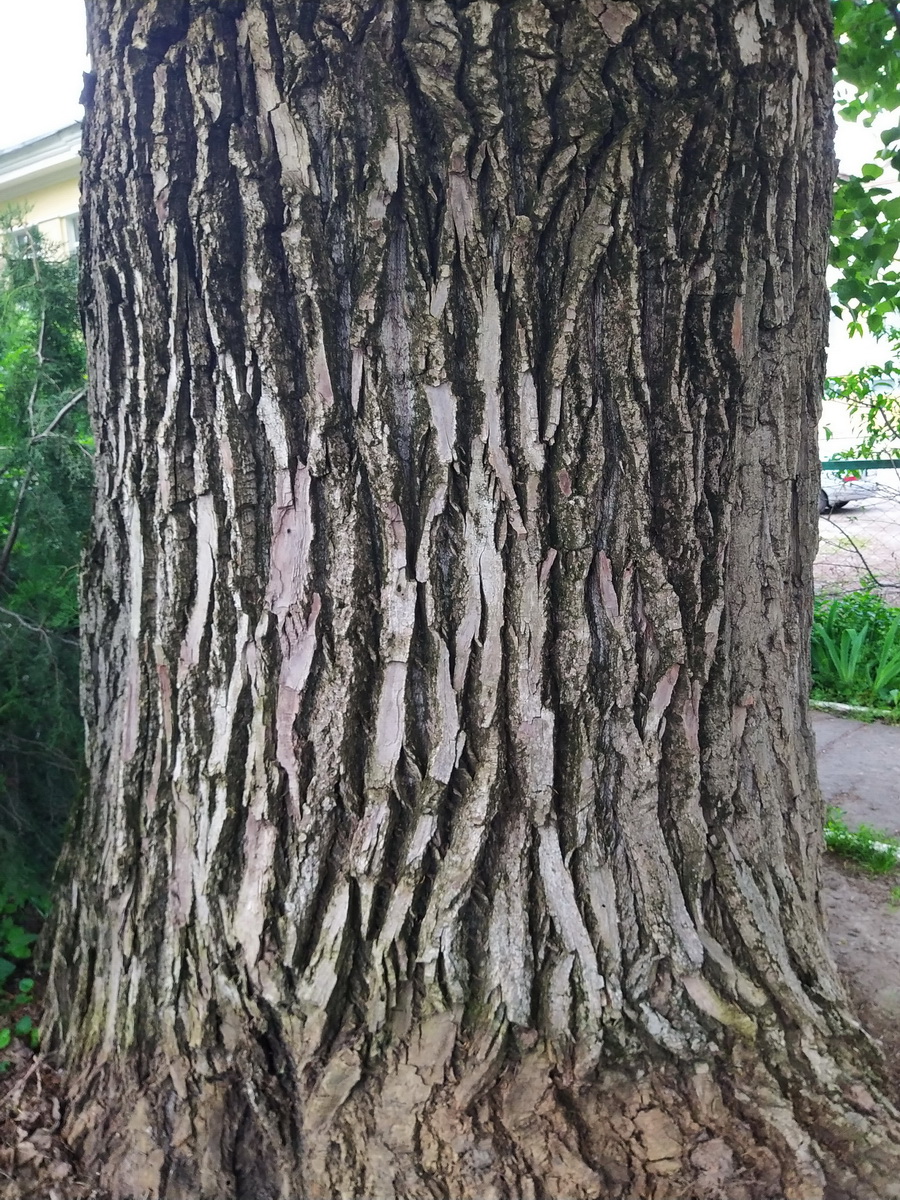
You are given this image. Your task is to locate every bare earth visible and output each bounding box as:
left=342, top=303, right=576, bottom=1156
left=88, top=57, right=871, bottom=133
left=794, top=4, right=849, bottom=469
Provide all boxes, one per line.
left=813, top=492, right=900, bottom=1088
left=823, top=860, right=900, bottom=1091
left=814, top=712, right=900, bottom=1094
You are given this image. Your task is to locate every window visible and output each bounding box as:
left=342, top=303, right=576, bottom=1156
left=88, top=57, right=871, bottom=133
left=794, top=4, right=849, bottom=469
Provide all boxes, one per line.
left=3, top=226, right=34, bottom=256
left=63, top=214, right=79, bottom=255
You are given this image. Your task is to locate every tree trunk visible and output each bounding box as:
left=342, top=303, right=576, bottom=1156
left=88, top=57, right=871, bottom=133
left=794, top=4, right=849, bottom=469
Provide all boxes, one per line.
left=46, top=2, right=900, bottom=1197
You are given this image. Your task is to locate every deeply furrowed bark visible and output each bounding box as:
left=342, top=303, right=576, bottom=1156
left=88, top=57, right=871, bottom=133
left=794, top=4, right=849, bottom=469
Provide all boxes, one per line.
left=43, top=1, right=900, bottom=1197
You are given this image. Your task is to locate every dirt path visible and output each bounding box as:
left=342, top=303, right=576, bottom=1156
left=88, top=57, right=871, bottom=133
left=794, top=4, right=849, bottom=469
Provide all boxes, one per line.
left=823, top=859, right=900, bottom=1092
left=814, top=713, right=900, bottom=1093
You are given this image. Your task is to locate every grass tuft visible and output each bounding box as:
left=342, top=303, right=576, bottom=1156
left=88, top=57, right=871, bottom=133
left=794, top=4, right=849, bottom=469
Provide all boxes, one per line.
left=824, top=807, right=900, bottom=875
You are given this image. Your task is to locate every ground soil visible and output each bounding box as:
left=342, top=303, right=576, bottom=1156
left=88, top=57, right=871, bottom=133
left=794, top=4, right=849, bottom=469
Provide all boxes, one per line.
left=823, top=859, right=900, bottom=1097
left=816, top=711, right=900, bottom=1097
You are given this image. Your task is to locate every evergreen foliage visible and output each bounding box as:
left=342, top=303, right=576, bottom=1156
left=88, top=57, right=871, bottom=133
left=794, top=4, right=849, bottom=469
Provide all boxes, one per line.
left=0, top=220, right=90, bottom=885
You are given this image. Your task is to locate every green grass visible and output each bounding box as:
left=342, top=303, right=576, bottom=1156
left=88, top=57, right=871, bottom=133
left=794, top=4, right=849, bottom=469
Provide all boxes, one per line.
left=824, top=807, right=900, bottom=875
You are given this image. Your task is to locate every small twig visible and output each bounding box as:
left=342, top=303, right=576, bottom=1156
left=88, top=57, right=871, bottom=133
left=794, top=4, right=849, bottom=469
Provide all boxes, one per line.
left=32, top=389, right=86, bottom=442
left=821, top=511, right=900, bottom=591
left=0, top=606, right=79, bottom=646
left=849, top=397, right=900, bottom=456
left=0, top=260, right=60, bottom=583
left=0, top=1054, right=44, bottom=1112
left=884, top=0, right=900, bottom=38
left=26, top=306, right=47, bottom=440
left=0, top=386, right=86, bottom=583
left=0, top=734, right=80, bottom=771
left=0, top=465, right=33, bottom=585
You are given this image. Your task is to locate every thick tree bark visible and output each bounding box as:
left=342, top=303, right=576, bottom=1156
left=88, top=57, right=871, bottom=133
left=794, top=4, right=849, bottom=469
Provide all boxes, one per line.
left=45, top=1, right=900, bottom=1197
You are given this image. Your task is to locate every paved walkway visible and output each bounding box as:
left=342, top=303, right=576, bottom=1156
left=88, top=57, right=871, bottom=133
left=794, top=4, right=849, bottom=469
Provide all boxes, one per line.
left=813, top=711, right=900, bottom=834
left=813, top=712, right=900, bottom=1044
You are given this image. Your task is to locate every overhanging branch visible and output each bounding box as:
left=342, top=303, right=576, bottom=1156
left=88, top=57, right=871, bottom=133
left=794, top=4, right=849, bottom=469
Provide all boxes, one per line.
left=32, top=389, right=86, bottom=442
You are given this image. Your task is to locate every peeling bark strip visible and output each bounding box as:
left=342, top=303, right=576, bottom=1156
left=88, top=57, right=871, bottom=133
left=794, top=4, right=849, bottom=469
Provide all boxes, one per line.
left=46, top=2, right=900, bottom=1198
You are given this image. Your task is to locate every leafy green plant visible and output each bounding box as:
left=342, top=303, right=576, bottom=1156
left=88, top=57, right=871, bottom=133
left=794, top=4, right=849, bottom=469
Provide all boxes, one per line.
left=0, top=876, right=45, bottom=982
left=811, top=592, right=900, bottom=709
left=827, top=3, right=900, bottom=449
left=824, top=808, right=900, bottom=874
left=0, top=877, right=45, bottom=1057
left=824, top=350, right=900, bottom=460
left=0, top=216, right=89, bottom=885
left=814, top=622, right=871, bottom=690
left=832, top=0, right=900, bottom=336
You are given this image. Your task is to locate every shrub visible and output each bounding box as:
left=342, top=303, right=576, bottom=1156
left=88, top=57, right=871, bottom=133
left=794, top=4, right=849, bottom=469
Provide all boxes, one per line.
left=811, top=591, right=900, bottom=710
left=0, top=218, right=89, bottom=884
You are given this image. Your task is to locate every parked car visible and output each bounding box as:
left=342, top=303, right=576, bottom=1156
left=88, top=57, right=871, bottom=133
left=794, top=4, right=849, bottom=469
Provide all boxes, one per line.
left=818, top=468, right=877, bottom=514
